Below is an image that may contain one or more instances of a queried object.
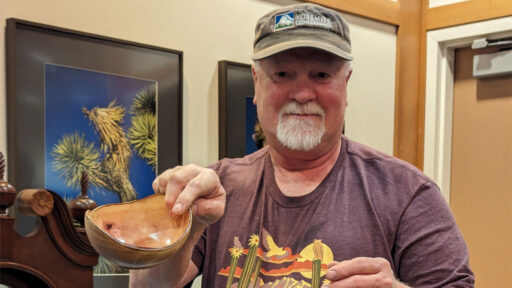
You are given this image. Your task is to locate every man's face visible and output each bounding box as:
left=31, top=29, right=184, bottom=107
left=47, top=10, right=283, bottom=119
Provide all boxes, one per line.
left=252, top=48, right=352, bottom=154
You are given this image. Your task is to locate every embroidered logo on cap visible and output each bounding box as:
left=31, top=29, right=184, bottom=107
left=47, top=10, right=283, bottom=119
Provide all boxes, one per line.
left=274, top=11, right=295, bottom=31
left=296, top=13, right=333, bottom=29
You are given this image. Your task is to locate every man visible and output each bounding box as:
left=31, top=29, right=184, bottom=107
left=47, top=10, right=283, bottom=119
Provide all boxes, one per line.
left=130, top=3, right=474, bottom=287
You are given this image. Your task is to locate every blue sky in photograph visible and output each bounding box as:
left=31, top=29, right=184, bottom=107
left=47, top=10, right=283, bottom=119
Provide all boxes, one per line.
left=45, top=64, right=156, bottom=206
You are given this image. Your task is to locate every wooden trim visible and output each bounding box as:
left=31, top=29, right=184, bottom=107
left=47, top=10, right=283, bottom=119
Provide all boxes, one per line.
left=305, top=0, right=401, bottom=25
left=425, top=0, right=512, bottom=31
left=416, top=0, right=431, bottom=170
left=393, top=0, right=423, bottom=168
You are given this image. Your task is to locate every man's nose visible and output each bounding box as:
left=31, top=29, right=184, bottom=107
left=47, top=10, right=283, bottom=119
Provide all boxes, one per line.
left=290, top=78, right=316, bottom=103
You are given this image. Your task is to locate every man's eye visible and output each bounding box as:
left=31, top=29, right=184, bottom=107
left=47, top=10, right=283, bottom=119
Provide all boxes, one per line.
left=275, top=71, right=288, bottom=77
left=317, top=72, right=329, bottom=79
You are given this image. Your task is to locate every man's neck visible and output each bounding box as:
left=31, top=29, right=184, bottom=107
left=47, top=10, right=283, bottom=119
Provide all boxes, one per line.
left=270, top=139, right=342, bottom=197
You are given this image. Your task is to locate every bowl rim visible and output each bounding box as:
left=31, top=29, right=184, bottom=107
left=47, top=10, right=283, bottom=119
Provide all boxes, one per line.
left=84, top=193, right=193, bottom=251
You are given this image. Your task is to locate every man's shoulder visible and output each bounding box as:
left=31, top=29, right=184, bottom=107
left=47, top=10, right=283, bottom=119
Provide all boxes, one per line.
left=210, top=146, right=269, bottom=174
left=343, top=136, right=432, bottom=183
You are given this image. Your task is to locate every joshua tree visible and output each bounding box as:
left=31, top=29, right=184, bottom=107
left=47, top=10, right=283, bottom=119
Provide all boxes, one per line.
left=81, top=100, right=136, bottom=202
left=52, top=100, right=136, bottom=203
left=51, top=85, right=156, bottom=203
left=127, top=85, right=157, bottom=171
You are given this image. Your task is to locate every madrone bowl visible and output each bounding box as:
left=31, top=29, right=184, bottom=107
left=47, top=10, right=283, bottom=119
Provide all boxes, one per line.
left=84, top=193, right=192, bottom=269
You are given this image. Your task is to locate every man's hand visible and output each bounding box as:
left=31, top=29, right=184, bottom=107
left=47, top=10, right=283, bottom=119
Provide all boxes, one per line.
left=324, top=257, right=408, bottom=288
left=153, top=164, right=226, bottom=225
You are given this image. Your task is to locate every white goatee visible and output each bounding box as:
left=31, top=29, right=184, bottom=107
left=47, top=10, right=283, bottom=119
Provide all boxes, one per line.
left=276, top=102, right=325, bottom=151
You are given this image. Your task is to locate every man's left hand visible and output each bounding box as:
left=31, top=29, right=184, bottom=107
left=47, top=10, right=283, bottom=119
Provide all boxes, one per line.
left=323, top=257, right=408, bottom=288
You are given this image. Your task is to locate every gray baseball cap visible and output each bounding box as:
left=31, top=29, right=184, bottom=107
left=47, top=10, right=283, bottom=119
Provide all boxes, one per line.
left=252, top=3, right=353, bottom=61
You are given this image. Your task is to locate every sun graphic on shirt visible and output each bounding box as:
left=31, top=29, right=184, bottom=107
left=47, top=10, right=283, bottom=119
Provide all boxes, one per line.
left=297, top=240, right=334, bottom=279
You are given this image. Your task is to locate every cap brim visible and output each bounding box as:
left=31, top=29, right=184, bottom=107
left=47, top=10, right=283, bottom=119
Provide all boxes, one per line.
left=252, top=39, right=353, bottom=60
left=252, top=28, right=353, bottom=61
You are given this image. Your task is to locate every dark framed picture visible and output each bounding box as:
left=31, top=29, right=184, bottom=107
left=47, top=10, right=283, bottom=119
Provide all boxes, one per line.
left=6, top=18, right=182, bottom=277
left=218, top=60, right=262, bottom=159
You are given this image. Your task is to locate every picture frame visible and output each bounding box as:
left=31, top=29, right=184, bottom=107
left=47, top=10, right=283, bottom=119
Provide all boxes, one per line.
left=6, top=17, right=182, bottom=191
left=6, top=18, right=182, bottom=282
left=218, top=60, right=260, bottom=159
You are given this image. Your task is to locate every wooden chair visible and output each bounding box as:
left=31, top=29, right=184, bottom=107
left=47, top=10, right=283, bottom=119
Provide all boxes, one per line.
left=0, top=153, right=99, bottom=287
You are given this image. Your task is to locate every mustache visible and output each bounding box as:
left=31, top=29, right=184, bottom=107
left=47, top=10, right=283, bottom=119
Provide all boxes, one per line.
left=279, top=102, right=325, bottom=118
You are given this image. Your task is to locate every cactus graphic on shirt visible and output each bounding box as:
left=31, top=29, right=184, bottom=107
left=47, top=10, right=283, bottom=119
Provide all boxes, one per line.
left=218, top=231, right=335, bottom=286
left=238, top=234, right=260, bottom=288
left=251, top=257, right=263, bottom=287
left=312, top=239, right=324, bottom=288
left=226, top=237, right=243, bottom=288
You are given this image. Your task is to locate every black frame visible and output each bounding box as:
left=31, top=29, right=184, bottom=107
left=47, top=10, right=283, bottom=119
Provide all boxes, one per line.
left=218, top=60, right=256, bottom=159
left=6, top=18, right=183, bottom=190
left=6, top=19, right=183, bottom=282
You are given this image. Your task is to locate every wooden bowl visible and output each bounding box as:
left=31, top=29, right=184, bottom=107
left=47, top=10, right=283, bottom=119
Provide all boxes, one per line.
left=84, top=194, right=192, bottom=269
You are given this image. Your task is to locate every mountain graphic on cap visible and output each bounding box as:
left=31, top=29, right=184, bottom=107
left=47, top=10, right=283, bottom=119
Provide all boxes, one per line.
left=275, top=13, right=294, bottom=30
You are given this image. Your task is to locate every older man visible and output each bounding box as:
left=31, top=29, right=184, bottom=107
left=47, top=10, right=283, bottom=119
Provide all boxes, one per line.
left=130, top=3, right=474, bottom=288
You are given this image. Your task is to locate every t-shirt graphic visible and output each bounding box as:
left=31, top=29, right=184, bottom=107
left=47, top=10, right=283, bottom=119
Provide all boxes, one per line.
left=217, top=229, right=333, bottom=287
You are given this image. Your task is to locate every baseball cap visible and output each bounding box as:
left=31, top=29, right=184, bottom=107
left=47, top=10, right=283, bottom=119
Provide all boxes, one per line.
left=252, top=3, right=353, bottom=61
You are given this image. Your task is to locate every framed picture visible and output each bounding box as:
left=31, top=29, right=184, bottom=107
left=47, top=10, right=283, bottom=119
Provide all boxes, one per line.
left=6, top=18, right=182, bottom=279
left=218, top=60, right=262, bottom=159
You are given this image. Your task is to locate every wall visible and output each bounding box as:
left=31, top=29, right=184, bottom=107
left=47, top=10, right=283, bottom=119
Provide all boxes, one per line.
left=344, top=15, right=396, bottom=154
left=429, top=0, right=468, bottom=8
left=0, top=0, right=396, bottom=175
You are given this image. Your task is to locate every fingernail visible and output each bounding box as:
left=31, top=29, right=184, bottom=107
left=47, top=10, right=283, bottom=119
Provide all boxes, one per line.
left=326, top=269, right=337, bottom=280
left=321, top=285, right=329, bottom=288
left=172, top=202, right=183, bottom=214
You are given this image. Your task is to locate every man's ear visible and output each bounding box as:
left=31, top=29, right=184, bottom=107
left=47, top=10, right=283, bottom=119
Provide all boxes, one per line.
left=252, top=65, right=258, bottom=83
left=252, top=65, right=258, bottom=104
left=346, top=67, right=353, bottom=82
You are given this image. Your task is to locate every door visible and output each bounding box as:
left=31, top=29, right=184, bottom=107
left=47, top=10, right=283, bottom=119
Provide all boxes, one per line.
left=450, top=45, right=512, bottom=287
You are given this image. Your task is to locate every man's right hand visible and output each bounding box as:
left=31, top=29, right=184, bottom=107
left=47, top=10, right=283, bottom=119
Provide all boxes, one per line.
left=130, top=164, right=223, bottom=287
left=153, top=164, right=226, bottom=225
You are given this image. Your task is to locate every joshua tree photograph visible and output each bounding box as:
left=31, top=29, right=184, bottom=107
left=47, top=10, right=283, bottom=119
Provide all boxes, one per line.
left=44, top=64, right=158, bottom=274
left=45, top=64, right=157, bottom=205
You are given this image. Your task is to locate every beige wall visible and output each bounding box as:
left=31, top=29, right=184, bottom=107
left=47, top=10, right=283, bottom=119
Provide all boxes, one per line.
left=429, top=0, right=469, bottom=8
left=0, top=0, right=396, bottom=173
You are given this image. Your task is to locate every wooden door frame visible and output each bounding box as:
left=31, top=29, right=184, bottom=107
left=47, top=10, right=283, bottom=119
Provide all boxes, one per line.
left=419, top=0, right=512, bottom=171
left=306, top=0, right=512, bottom=169
left=423, top=17, right=512, bottom=202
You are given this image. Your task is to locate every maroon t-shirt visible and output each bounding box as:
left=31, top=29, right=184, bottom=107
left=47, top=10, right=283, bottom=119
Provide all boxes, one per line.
left=192, top=136, right=474, bottom=287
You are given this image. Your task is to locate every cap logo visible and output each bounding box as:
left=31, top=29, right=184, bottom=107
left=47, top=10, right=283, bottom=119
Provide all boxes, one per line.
left=274, top=11, right=295, bottom=31
left=296, top=13, right=333, bottom=29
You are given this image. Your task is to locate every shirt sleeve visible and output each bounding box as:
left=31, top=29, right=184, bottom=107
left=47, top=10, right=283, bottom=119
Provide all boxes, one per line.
left=394, top=181, right=475, bottom=287
left=191, top=226, right=207, bottom=274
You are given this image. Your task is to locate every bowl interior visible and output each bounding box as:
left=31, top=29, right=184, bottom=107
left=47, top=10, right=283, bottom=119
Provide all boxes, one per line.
left=88, top=194, right=190, bottom=249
